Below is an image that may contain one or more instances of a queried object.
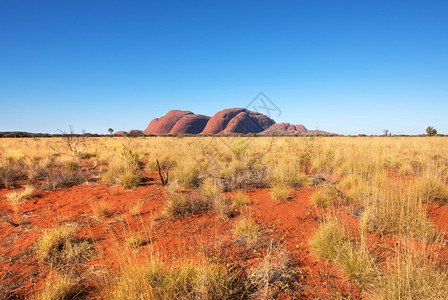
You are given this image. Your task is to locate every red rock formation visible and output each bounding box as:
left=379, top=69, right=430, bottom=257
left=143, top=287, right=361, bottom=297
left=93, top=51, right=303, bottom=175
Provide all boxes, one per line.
left=202, top=108, right=246, bottom=134
left=144, top=110, right=194, bottom=134
left=140, top=108, right=331, bottom=136
left=127, top=130, right=143, bottom=136
left=260, top=123, right=308, bottom=135
left=202, top=108, right=275, bottom=135
left=169, top=114, right=211, bottom=134
left=114, top=131, right=128, bottom=135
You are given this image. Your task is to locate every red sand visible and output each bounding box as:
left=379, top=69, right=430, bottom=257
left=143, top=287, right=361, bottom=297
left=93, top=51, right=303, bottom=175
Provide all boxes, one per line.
left=1, top=170, right=448, bottom=298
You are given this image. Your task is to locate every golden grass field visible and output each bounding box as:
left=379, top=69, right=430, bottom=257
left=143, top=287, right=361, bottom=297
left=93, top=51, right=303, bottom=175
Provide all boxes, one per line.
left=1, top=136, right=448, bottom=299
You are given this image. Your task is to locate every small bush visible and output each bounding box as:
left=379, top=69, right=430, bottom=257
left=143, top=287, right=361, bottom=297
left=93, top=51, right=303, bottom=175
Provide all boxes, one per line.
left=23, top=158, right=51, bottom=183
left=64, top=161, right=80, bottom=171
left=230, top=138, right=250, bottom=159
left=0, top=160, right=20, bottom=189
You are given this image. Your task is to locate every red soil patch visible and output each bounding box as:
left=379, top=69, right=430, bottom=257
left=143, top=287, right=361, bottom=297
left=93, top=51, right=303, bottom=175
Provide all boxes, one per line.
left=2, top=172, right=448, bottom=298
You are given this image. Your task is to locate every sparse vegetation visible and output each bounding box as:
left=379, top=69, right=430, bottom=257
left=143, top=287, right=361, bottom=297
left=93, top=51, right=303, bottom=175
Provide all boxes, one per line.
left=1, top=136, right=448, bottom=298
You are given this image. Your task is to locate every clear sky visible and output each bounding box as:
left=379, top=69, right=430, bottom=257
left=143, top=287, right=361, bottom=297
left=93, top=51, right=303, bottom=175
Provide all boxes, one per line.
left=1, top=0, right=447, bottom=135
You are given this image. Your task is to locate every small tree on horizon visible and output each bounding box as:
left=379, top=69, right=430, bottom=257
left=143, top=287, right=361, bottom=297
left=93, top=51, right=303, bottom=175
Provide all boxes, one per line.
left=108, top=128, right=114, bottom=135
left=426, top=126, right=437, bottom=136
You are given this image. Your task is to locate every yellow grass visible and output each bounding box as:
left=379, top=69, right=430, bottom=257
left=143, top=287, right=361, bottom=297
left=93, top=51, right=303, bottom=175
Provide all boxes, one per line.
left=1, top=136, right=448, bottom=298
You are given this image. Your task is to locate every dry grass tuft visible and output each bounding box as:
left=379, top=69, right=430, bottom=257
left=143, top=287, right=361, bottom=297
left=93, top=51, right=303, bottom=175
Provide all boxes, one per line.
left=414, top=175, right=448, bottom=204
left=370, top=249, right=448, bottom=299
left=111, top=259, right=242, bottom=300
left=360, top=184, right=434, bottom=238
left=270, top=184, right=293, bottom=201
left=311, top=183, right=346, bottom=207
left=231, top=191, right=251, bottom=207
left=37, top=226, right=93, bottom=267
left=249, top=245, right=298, bottom=298
left=127, top=201, right=143, bottom=216
left=233, top=216, right=261, bottom=248
left=90, top=200, right=114, bottom=218
left=102, top=147, right=141, bottom=189
left=5, top=185, right=36, bottom=205
left=33, top=274, right=83, bottom=300
left=309, top=219, right=350, bottom=260
left=162, top=192, right=210, bottom=218
left=125, top=232, right=150, bottom=248
left=44, top=167, right=85, bottom=190
left=310, top=220, right=378, bottom=288
left=336, top=241, right=378, bottom=288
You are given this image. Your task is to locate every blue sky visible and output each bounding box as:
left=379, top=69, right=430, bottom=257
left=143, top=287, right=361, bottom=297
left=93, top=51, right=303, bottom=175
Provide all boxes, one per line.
left=1, top=0, right=447, bottom=135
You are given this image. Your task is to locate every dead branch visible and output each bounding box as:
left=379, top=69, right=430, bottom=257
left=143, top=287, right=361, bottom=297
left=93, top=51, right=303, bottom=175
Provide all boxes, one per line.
left=156, top=160, right=169, bottom=185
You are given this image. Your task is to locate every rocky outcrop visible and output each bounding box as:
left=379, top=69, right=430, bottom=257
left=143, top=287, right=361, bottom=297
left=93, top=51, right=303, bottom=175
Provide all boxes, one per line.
left=260, top=123, right=332, bottom=135
left=169, top=114, right=211, bottom=134
left=202, top=108, right=275, bottom=135
left=261, top=123, right=307, bottom=135
left=138, top=108, right=332, bottom=135
left=127, top=130, right=143, bottom=136
left=144, top=110, right=194, bottom=134
left=114, top=131, right=128, bottom=135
